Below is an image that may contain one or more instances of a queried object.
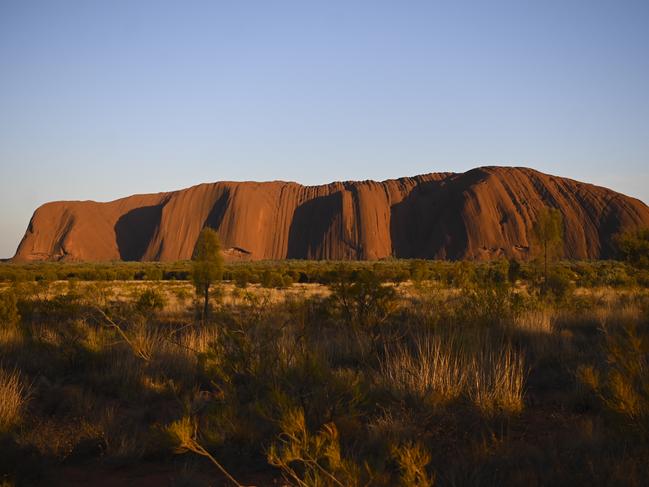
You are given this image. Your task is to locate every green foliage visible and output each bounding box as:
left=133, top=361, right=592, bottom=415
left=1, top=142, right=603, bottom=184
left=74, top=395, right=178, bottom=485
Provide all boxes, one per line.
left=485, top=259, right=510, bottom=286
left=261, top=270, right=286, bottom=289
left=328, top=269, right=398, bottom=360
left=532, top=207, right=564, bottom=258
left=0, top=290, right=20, bottom=327
left=456, top=284, right=525, bottom=329
left=615, top=228, right=649, bottom=269
left=447, top=261, right=476, bottom=288
left=191, top=228, right=224, bottom=320
left=507, top=258, right=522, bottom=284
left=532, top=207, right=564, bottom=294
left=144, top=266, right=163, bottom=281
left=409, top=260, right=428, bottom=284
left=1, top=258, right=647, bottom=292
left=234, top=269, right=251, bottom=288
left=569, top=260, right=636, bottom=288
left=191, top=228, right=224, bottom=291
left=545, top=268, right=575, bottom=303
left=283, top=274, right=294, bottom=288
left=135, top=288, right=167, bottom=313
left=173, top=287, right=190, bottom=304
left=328, top=269, right=397, bottom=329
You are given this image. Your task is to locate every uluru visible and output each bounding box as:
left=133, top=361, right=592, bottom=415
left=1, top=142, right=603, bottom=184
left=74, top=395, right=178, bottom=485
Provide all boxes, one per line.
left=12, top=166, right=649, bottom=263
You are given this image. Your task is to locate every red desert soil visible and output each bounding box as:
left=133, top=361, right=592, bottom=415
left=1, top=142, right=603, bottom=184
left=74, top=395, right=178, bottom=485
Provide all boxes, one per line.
left=44, top=462, right=278, bottom=486
left=13, top=166, right=649, bottom=262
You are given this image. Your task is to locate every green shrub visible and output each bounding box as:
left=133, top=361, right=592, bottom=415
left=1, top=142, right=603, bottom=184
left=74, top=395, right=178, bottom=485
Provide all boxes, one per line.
left=260, top=270, right=286, bottom=289
left=0, top=290, right=20, bottom=327
left=482, top=259, right=509, bottom=286
left=409, top=260, right=428, bottom=284
left=545, top=268, right=575, bottom=302
left=579, top=323, right=649, bottom=439
left=329, top=269, right=398, bottom=330
left=508, top=258, right=522, bottom=284
left=173, top=287, right=190, bottom=304
left=260, top=270, right=273, bottom=288
left=456, top=284, right=523, bottom=329
left=145, top=267, right=164, bottom=281
left=135, top=288, right=167, bottom=313
left=447, top=261, right=476, bottom=288
left=615, top=228, right=649, bottom=269
left=234, top=269, right=251, bottom=288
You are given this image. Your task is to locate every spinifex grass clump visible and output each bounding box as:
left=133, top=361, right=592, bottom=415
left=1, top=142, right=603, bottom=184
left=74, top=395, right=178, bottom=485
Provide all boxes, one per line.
left=0, top=367, right=29, bottom=433
left=380, top=334, right=526, bottom=415
left=578, top=321, right=649, bottom=438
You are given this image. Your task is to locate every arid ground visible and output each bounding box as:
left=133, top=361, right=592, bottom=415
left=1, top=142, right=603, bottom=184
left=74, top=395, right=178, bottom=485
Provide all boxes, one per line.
left=1, top=259, right=649, bottom=486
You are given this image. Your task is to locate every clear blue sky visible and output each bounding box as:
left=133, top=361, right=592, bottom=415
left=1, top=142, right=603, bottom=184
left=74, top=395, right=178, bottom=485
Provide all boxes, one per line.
left=1, top=0, right=648, bottom=258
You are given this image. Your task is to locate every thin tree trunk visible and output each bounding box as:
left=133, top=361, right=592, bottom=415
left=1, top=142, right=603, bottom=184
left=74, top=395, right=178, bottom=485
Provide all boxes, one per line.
left=203, top=285, right=209, bottom=324
left=543, top=241, right=548, bottom=295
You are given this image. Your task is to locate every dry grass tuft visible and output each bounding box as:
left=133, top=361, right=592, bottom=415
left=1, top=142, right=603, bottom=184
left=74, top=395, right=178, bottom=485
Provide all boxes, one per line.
left=0, top=367, right=29, bottom=432
left=513, top=309, right=555, bottom=334
left=380, top=334, right=526, bottom=414
left=470, top=345, right=526, bottom=415
left=380, top=336, right=466, bottom=404
left=391, top=441, right=434, bottom=487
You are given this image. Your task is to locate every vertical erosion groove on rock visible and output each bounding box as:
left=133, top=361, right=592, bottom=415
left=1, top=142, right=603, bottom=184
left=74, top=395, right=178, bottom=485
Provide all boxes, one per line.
left=12, top=166, right=649, bottom=262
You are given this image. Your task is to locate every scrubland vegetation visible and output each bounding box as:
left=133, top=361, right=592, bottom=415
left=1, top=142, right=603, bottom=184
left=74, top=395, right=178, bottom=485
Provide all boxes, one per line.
left=1, top=254, right=649, bottom=485
left=1, top=257, right=648, bottom=288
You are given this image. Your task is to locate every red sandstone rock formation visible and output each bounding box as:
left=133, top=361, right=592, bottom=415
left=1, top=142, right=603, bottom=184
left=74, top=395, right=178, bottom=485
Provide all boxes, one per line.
left=13, top=166, right=649, bottom=262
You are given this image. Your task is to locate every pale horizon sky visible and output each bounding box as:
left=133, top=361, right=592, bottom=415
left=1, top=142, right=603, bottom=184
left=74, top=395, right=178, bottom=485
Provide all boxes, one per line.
left=1, top=0, right=648, bottom=258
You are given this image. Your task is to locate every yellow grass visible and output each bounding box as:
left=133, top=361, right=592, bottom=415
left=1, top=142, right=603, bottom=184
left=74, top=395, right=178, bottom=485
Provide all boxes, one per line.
left=0, top=367, right=29, bottom=432
left=380, top=334, right=526, bottom=414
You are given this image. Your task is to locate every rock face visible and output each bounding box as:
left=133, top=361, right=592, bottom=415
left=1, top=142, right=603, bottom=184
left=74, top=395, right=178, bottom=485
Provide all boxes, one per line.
left=13, top=166, right=649, bottom=262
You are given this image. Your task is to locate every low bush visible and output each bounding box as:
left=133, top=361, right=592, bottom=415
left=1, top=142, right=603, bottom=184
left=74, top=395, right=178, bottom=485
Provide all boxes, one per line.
left=0, top=290, right=20, bottom=327
left=135, top=288, right=167, bottom=313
